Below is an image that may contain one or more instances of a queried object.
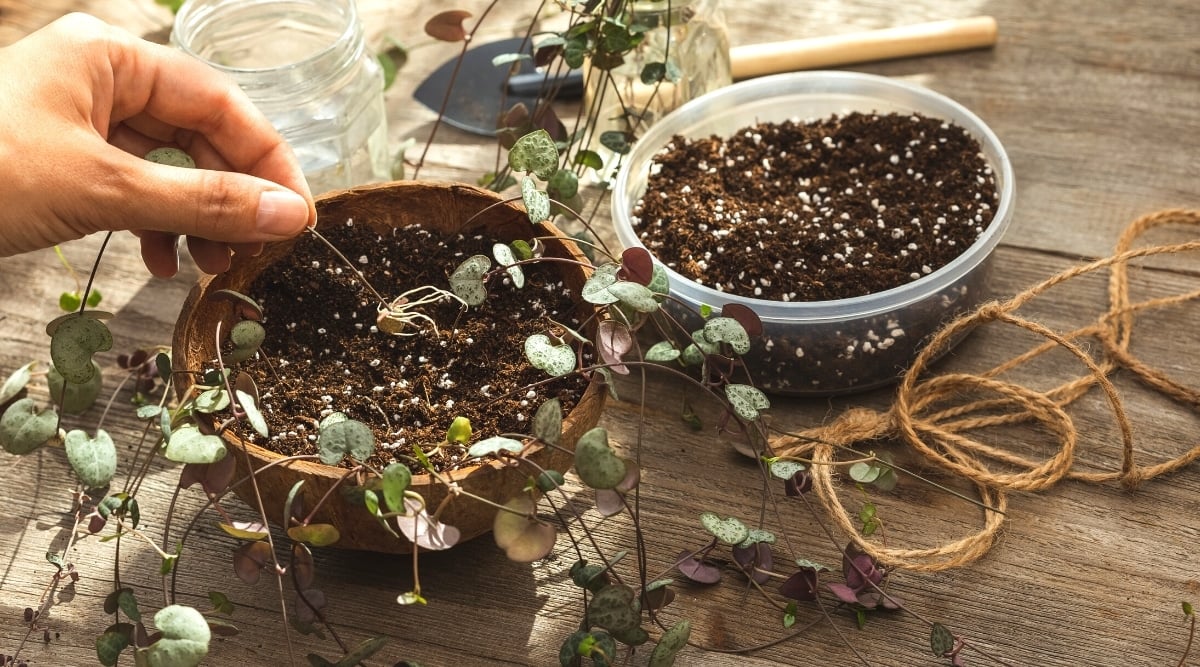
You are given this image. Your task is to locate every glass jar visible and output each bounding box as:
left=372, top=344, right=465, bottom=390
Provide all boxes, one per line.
left=585, top=0, right=731, bottom=179
left=172, top=0, right=390, bottom=194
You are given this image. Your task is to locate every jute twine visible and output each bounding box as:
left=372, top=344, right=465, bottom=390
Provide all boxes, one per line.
left=767, top=209, right=1200, bottom=572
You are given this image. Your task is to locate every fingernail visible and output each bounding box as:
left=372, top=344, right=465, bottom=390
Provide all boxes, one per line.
left=256, top=190, right=310, bottom=237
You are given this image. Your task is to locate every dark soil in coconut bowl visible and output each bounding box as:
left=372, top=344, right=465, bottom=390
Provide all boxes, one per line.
left=620, top=103, right=1008, bottom=395
left=231, top=214, right=591, bottom=475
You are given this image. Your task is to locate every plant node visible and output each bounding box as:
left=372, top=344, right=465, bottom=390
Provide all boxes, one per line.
left=375, top=285, right=467, bottom=337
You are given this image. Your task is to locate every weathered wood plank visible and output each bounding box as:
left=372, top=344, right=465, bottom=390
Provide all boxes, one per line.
left=1, top=0, right=1198, bottom=665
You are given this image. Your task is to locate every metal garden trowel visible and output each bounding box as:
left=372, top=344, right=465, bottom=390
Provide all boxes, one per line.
left=413, top=16, right=998, bottom=136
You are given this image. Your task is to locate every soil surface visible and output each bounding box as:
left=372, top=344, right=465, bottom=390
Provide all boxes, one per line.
left=631, top=111, right=999, bottom=301
left=233, top=220, right=590, bottom=473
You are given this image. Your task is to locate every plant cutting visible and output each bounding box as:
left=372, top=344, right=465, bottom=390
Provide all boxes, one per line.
left=0, top=6, right=1017, bottom=667
left=171, top=179, right=608, bottom=553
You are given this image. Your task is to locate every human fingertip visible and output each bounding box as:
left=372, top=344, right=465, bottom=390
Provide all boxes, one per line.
left=139, top=232, right=181, bottom=278
left=256, top=190, right=311, bottom=237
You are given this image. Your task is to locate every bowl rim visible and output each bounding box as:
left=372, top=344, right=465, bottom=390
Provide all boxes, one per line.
left=611, top=70, right=1015, bottom=324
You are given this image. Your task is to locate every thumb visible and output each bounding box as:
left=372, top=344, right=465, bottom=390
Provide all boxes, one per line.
left=106, top=158, right=316, bottom=243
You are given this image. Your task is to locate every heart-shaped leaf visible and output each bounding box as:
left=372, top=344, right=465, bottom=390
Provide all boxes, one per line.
left=582, top=263, right=621, bottom=305
left=769, top=459, right=806, bottom=480
left=192, top=387, right=230, bottom=414
left=849, top=461, right=882, bottom=483
left=644, top=341, right=680, bottom=363
left=65, top=429, right=117, bottom=488
left=524, top=334, right=576, bottom=377
left=223, top=320, right=265, bottom=364
left=287, top=523, right=341, bottom=548
left=648, top=619, right=691, bottom=667
left=779, top=567, right=820, bottom=601
left=826, top=581, right=861, bottom=605
left=318, top=419, right=374, bottom=465
left=559, top=631, right=618, bottom=667
left=492, top=242, right=525, bottom=288
left=396, top=497, right=460, bottom=551
left=612, top=624, right=651, bottom=647
left=164, top=425, right=227, bottom=464
left=844, top=548, right=884, bottom=590
left=233, top=367, right=260, bottom=402
left=725, top=384, right=770, bottom=421
left=236, top=389, right=268, bottom=438
left=145, top=147, right=196, bottom=169
left=232, top=541, right=273, bottom=584
left=445, top=415, right=472, bottom=443
left=930, top=622, right=957, bottom=657
left=508, top=129, right=559, bottom=179
left=642, top=579, right=676, bottom=613
left=570, top=560, right=610, bottom=593
left=49, top=314, right=112, bottom=384
left=597, top=320, right=632, bottom=374
left=595, top=460, right=639, bottom=516
left=0, top=361, right=35, bottom=406
left=647, top=263, right=670, bottom=295
left=703, top=317, right=751, bottom=354
left=117, top=588, right=142, bottom=621
left=423, top=9, right=471, bottom=41
left=468, top=436, right=524, bottom=459
left=699, top=512, right=748, bottom=545
left=732, top=542, right=774, bottom=585
left=738, top=528, right=777, bottom=548
left=594, top=488, right=625, bottom=517
left=520, top=177, right=551, bottom=223
left=283, top=480, right=305, bottom=529
left=381, top=462, right=411, bottom=513
left=547, top=168, right=579, bottom=200
left=96, top=628, right=130, bottom=666
left=334, top=637, right=388, bottom=667
left=143, top=604, right=210, bottom=667
left=574, top=427, right=625, bottom=490
left=606, top=281, right=659, bottom=313
left=449, top=254, right=492, bottom=306
left=588, top=584, right=639, bottom=632
left=674, top=550, right=721, bottom=584
left=396, top=591, right=426, bottom=606
left=620, top=247, right=654, bottom=286
left=690, top=329, right=719, bottom=355
left=0, top=397, right=59, bottom=454
left=679, top=343, right=704, bottom=367
left=720, top=303, right=763, bottom=338
left=493, top=495, right=557, bottom=562
left=294, top=588, right=326, bottom=626
left=179, top=455, right=236, bottom=495
left=531, top=398, right=562, bottom=446
left=536, top=470, right=565, bottom=492
left=219, top=521, right=269, bottom=541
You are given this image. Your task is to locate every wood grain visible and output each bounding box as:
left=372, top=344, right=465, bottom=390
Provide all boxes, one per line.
left=2, top=0, right=1199, bottom=665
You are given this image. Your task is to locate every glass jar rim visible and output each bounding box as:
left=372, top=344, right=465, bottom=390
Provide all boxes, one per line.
left=172, top=0, right=361, bottom=74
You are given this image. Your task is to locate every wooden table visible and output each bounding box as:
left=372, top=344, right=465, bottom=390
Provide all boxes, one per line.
left=2, top=1, right=1199, bottom=665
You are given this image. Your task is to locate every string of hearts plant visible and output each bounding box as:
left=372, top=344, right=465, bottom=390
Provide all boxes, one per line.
left=430, top=131, right=1018, bottom=667
left=409, top=1, right=700, bottom=217
left=0, top=130, right=769, bottom=667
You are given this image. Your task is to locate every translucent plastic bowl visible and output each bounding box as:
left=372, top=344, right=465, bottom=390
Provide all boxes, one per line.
left=611, top=71, right=1014, bottom=395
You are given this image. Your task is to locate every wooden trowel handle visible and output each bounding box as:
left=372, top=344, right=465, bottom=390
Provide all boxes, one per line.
left=731, top=16, right=998, bottom=80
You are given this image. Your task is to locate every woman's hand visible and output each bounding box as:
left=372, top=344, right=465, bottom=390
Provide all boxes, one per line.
left=0, top=13, right=316, bottom=277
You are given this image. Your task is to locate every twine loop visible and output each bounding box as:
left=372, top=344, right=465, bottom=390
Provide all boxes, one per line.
left=768, top=209, right=1200, bottom=571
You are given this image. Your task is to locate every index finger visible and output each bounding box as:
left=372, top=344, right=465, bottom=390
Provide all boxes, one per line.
left=98, top=23, right=313, bottom=201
